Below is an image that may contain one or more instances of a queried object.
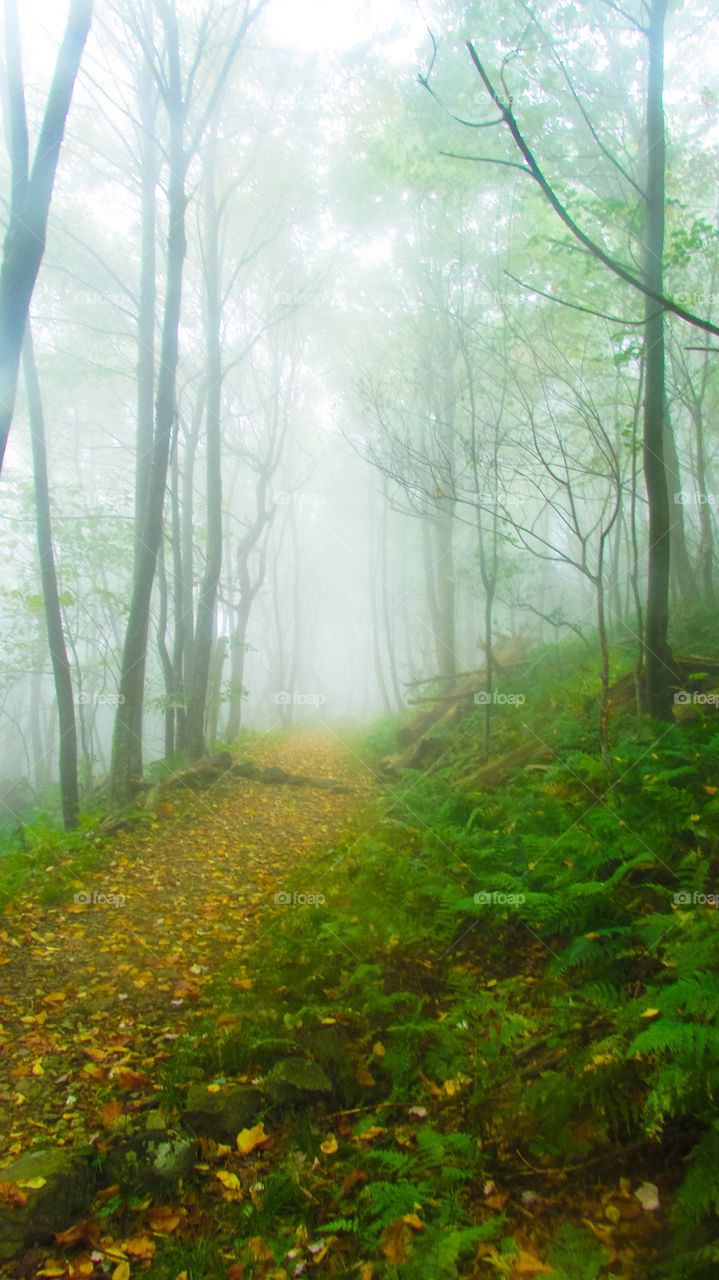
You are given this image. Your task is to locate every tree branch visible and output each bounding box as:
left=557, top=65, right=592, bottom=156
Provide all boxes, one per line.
left=464, top=40, right=719, bottom=339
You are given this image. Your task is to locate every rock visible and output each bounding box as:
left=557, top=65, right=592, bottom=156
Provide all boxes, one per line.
left=144, top=1110, right=166, bottom=1131
left=181, top=1084, right=264, bottom=1142
left=144, top=753, right=234, bottom=809
left=0, top=1148, right=94, bottom=1260
left=104, top=1133, right=197, bottom=1194
left=313, top=778, right=350, bottom=794
left=295, top=1025, right=358, bottom=1104
left=262, top=766, right=291, bottom=784
left=232, top=760, right=264, bottom=780
left=263, top=1057, right=332, bottom=1105
left=220, top=1033, right=297, bottom=1072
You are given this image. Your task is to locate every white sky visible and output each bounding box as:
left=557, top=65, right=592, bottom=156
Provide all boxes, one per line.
left=262, top=0, right=423, bottom=58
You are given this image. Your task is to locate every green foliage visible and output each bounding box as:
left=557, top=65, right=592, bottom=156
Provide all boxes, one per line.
left=548, top=1224, right=606, bottom=1279
left=0, top=807, right=109, bottom=908
left=165, top=653, right=719, bottom=1275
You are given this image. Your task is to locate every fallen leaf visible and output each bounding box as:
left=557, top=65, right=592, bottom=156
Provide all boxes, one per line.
left=123, top=1235, right=156, bottom=1260
left=635, top=1181, right=660, bottom=1212
left=354, top=1126, right=385, bottom=1143
left=402, top=1213, right=424, bottom=1231
left=56, top=1220, right=100, bottom=1247
left=0, top=1182, right=27, bottom=1208
left=112, top=1264, right=131, bottom=1280
left=100, top=1101, right=124, bottom=1127
left=381, top=1220, right=411, bottom=1264
left=216, top=1170, right=242, bottom=1193
left=147, top=1205, right=184, bottom=1233
left=237, top=1122, right=268, bottom=1155
left=248, top=1236, right=273, bottom=1261
left=320, top=1135, right=338, bottom=1155
left=510, top=1249, right=554, bottom=1276
left=356, top=1064, right=376, bottom=1087
left=115, top=1068, right=149, bottom=1090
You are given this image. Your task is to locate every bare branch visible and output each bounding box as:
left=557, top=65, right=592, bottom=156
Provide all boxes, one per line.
left=465, top=40, right=719, bottom=339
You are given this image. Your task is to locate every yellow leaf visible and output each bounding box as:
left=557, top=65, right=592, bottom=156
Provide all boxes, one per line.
left=443, top=1078, right=461, bottom=1097
left=207, top=1083, right=221, bottom=1094
left=249, top=1236, right=273, bottom=1260
left=147, top=1205, right=184, bottom=1233
left=510, top=1248, right=554, bottom=1276
left=31, top=1059, right=44, bottom=1076
left=17, top=1176, right=46, bottom=1189
left=320, top=1135, right=338, bottom=1155
left=123, top=1235, right=155, bottom=1260
left=112, top=1264, right=131, bottom=1280
left=641, top=1008, right=660, bottom=1019
left=371, top=1041, right=385, bottom=1058
left=236, top=1122, right=268, bottom=1155
left=380, top=1220, right=411, bottom=1264
left=355, top=1125, right=385, bottom=1142
left=216, top=1170, right=242, bottom=1192
left=402, top=1213, right=424, bottom=1230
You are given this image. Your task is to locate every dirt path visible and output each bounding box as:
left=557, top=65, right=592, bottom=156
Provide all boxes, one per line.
left=0, top=730, right=365, bottom=1165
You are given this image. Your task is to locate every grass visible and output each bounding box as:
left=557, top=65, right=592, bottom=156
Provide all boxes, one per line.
left=150, top=638, right=719, bottom=1277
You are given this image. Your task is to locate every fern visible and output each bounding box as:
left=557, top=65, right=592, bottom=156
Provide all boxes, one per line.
left=674, top=1124, right=719, bottom=1233
left=363, top=1179, right=430, bottom=1230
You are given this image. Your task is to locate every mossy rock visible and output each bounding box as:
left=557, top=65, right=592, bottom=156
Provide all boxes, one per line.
left=181, top=1084, right=264, bottom=1142
left=0, top=1148, right=94, bottom=1260
left=218, top=1031, right=298, bottom=1073
left=104, top=1133, right=197, bottom=1194
left=263, top=1057, right=332, bottom=1105
left=294, top=1024, right=360, bottom=1105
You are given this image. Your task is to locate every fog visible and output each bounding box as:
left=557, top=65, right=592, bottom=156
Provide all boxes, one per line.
left=0, top=0, right=717, bottom=819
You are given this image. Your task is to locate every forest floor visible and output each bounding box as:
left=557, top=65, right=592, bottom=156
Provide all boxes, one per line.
left=0, top=730, right=373, bottom=1277
left=0, top=709, right=699, bottom=1279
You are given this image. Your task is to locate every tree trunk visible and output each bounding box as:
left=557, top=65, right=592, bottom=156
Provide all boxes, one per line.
left=111, top=79, right=187, bottom=804
left=133, top=54, right=156, bottom=547
left=156, top=535, right=175, bottom=757
left=186, top=138, right=223, bottom=759
left=641, top=0, right=673, bottom=720
left=225, top=577, right=254, bottom=740
left=205, top=635, right=227, bottom=748
left=0, top=0, right=93, bottom=474
left=662, top=400, right=694, bottom=608
left=24, top=328, right=79, bottom=829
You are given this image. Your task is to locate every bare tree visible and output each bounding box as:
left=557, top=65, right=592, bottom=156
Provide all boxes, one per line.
left=0, top=0, right=93, bottom=474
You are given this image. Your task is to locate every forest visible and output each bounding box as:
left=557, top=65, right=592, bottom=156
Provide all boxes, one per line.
left=0, top=0, right=718, bottom=1276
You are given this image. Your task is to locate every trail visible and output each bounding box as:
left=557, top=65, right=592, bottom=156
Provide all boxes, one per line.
left=0, top=730, right=363, bottom=1166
